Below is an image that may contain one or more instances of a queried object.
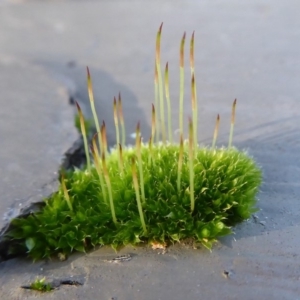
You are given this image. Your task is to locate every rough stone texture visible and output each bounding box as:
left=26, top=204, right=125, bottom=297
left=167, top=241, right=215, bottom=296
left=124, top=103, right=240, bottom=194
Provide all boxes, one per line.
left=0, top=1, right=299, bottom=299
left=0, top=57, right=78, bottom=230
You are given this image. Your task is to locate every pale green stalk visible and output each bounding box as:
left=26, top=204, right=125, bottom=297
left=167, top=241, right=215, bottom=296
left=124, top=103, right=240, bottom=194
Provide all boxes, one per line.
left=102, top=153, right=117, bottom=225
left=212, top=114, right=220, bottom=149
left=75, top=101, right=91, bottom=171
left=154, top=62, right=160, bottom=143
left=136, top=123, right=145, bottom=203
left=188, top=119, right=195, bottom=212
left=177, top=134, right=184, bottom=192
left=87, top=67, right=102, bottom=154
left=179, top=32, right=186, bottom=136
left=151, top=104, right=156, bottom=144
left=113, top=97, right=122, bottom=171
left=92, top=135, right=107, bottom=204
left=191, top=74, right=198, bottom=147
left=118, top=93, right=126, bottom=148
left=119, top=144, right=124, bottom=172
left=101, top=121, right=108, bottom=156
left=148, top=135, right=153, bottom=166
left=190, top=32, right=198, bottom=145
left=61, top=174, right=73, bottom=211
left=132, top=157, right=147, bottom=233
left=165, top=62, right=172, bottom=143
left=113, top=97, right=120, bottom=147
left=228, top=99, right=237, bottom=148
left=156, top=23, right=166, bottom=144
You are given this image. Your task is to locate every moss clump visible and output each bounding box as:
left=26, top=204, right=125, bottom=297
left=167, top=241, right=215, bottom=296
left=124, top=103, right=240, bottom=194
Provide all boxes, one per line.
left=5, top=24, right=262, bottom=260
left=26, top=277, right=53, bottom=292
left=8, top=144, right=261, bottom=260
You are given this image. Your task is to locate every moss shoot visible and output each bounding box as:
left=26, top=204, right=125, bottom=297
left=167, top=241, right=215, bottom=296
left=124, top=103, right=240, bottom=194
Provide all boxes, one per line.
left=24, top=277, right=53, bottom=292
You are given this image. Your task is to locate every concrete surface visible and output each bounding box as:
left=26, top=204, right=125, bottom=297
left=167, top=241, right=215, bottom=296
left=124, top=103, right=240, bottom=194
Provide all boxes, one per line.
left=0, top=1, right=299, bottom=299
left=0, top=57, right=77, bottom=231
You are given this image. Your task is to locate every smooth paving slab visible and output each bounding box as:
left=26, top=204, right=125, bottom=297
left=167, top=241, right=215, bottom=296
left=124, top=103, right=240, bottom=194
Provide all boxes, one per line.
left=0, top=1, right=299, bottom=299
left=0, top=57, right=77, bottom=231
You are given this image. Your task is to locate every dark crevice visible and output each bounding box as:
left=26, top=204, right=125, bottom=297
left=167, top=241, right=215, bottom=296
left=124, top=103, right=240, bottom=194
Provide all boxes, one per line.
left=21, top=276, right=84, bottom=292
left=60, top=136, right=87, bottom=171
left=60, top=279, right=83, bottom=286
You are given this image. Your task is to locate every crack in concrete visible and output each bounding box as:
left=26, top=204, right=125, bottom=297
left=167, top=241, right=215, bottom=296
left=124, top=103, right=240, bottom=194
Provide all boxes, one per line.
left=21, top=276, right=85, bottom=291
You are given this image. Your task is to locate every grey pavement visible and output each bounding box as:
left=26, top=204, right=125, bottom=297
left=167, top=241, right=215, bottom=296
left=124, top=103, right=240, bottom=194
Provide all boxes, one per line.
left=0, top=57, right=77, bottom=231
left=0, top=1, right=300, bottom=299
